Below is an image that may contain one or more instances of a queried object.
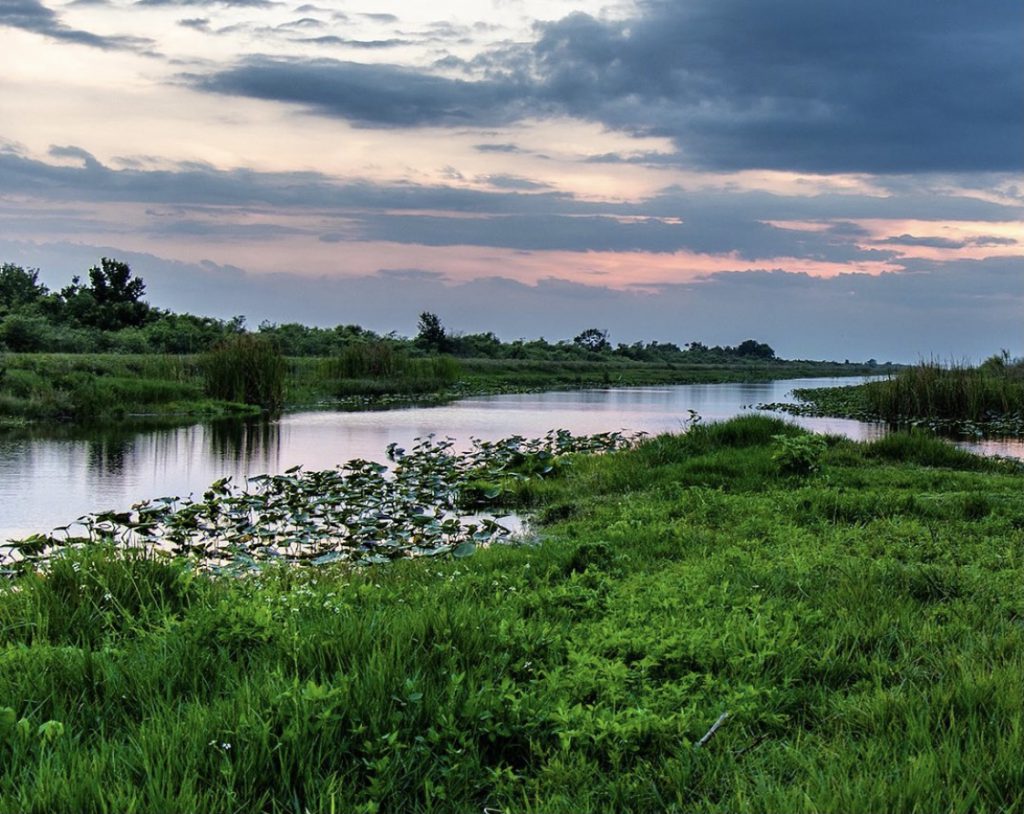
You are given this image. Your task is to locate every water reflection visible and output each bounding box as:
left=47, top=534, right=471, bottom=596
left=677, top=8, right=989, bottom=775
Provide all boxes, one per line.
left=209, top=417, right=281, bottom=470
left=2, top=376, right=1021, bottom=541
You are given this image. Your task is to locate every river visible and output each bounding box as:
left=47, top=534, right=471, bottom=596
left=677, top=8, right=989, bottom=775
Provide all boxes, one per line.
left=1, top=376, right=1021, bottom=541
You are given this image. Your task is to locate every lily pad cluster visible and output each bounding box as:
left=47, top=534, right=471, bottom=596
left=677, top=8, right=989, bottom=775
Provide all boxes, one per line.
left=6, top=429, right=636, bottom=573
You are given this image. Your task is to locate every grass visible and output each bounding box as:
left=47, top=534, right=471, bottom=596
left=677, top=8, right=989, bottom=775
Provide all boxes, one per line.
left=864, top=359, right=1024, bottom=423
left=1, top=416, right=1023, bottom=811
left=2, top=351, right=874, bottom=425
left=762, top=358, right=1024, bottom=437
left=201, top=334, right=286, bottom=410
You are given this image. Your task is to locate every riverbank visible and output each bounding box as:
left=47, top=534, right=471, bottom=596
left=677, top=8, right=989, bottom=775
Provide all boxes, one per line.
left=1, top=417, right=1021, bottom=811
left=0, top=352, right=881, bottom=426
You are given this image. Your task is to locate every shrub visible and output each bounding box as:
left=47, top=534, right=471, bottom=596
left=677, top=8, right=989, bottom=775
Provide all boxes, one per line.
left=772, top=433, right=827, bottom=475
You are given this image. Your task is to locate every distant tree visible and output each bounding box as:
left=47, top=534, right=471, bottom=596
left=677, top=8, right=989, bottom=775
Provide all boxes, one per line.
left=415, top=312, right=450, bottom=353
left=0, top=264, right=48, bottom=313
left=735, top=339, right=776, bottom=359
left=573, top=328, right=611, bottom=352
left=60, top=258, right=153, bottom=331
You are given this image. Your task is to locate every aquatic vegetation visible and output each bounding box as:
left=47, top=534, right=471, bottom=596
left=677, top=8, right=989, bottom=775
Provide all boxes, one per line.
left=200, top=334, right=286, bottom=409
left=4, top=430, right=636, bottom=573
left=760, top=359, right=1024, bottom=438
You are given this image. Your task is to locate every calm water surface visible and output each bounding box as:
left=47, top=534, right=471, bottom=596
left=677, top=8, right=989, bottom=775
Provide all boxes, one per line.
left=2, top=376, right=1020, bottom=541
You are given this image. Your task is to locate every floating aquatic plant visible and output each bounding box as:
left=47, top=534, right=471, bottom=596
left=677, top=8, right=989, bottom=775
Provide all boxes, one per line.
left=5, top=429, right=638, bottom=574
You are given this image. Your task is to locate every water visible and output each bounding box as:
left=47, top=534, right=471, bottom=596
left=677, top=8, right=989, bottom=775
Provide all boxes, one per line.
left=2, top=376, right=1020, bottom=541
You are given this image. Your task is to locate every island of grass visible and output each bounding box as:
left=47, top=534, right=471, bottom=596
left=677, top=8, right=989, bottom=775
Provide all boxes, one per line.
left=1, top=416, right=1022, bottom=812
left=1, top=260, right=885, bottom=425
left=759, top=355, right=1024, bottom=438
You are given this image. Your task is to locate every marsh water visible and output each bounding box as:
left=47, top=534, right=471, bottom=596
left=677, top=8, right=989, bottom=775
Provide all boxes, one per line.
left=2, top=376, right=1021, bottom=541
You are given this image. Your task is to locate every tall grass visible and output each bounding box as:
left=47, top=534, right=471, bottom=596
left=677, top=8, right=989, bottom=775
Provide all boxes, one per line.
left=320, top=342, right=462, bottom=396
left=200, top=335, right=285, bottom=409
left=0, top=353, right=203, bottom=420
left=864, top=358, right=1024, bottom=422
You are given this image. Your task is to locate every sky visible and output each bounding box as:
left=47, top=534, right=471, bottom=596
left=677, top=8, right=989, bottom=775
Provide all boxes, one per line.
left=0, top=0, right=1021, bottom=361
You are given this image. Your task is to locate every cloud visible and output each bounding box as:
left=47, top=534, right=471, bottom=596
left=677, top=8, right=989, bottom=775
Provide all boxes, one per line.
left=190, top=0, right=1022, bottom=174
left=884, top=233, right=1019, bottom=249
left=473, top=143, right=524, bottom=154
left=290, top=36, right=410, bottom=49
left=135, top=0, right=278, bottom=7
left=191, top=56, right=535, bottom=127
left=0, top=0, right=153, bottom=50
left=528, top=1, right=1023, bottom=173
left=479, top=174, right=551, bottom=191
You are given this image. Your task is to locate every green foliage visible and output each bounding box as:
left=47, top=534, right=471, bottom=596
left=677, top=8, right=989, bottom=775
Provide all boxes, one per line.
left=0, top=419, right=1021, bottom=811
left=59, top=258, right=154, bottom=331
left=573, top=328, right=611, bottom=353
left=772, top=433, right=828, bottom=475
left=200, top=335, right=285, bottom=409
left=865, top=360, right=1024, bottom=422
left=0, top=264, right=48, bottom=312
left=416, top=311, right=450, bottom=353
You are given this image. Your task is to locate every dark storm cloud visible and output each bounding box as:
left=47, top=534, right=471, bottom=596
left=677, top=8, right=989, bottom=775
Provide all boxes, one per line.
left=191, top=0, right=1022, bottom=174
left=529, top=0, right=1023, bottom=173
left=0, top=0, right=152, bottom=49
left=192, top=57, right=536, bottom=127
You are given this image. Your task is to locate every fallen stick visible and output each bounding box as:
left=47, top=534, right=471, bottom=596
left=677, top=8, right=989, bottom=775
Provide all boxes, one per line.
left=695, top=712, right=730, bottom=749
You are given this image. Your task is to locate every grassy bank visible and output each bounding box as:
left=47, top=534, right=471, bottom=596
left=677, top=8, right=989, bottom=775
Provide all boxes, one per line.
left=1, top=417, right=1022, bottom=811
left=761, top=358, right=1024, bottom=437
left=1, top=351, right=879, bottom=425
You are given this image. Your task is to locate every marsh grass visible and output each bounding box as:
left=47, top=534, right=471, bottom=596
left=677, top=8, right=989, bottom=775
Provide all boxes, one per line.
left=864, top=359, right=1024, bottom=422
left=0, top=353, right=204, bottom=420
left=1, top=417, right=1022, bottom=811
left=200, top=335, right=286, bottom=410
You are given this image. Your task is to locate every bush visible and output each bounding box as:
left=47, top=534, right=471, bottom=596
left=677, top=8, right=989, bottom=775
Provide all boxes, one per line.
left=772, top=433, right=827, bottom=475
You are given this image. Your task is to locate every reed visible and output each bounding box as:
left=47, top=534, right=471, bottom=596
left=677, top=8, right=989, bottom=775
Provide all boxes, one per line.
left=320, top=342, right=462, bottom=397
left=200, top=335, right=285, bottom=409
left=863, top=358, right=1024, bottom=422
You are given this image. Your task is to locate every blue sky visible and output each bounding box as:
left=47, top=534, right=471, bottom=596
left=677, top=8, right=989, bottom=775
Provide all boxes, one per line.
left=1, top=0, right=1021, bottom=360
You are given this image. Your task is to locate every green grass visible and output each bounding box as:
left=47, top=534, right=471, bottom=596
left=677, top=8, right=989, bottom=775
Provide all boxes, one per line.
left=2, top=352, right=873, bottom=424
left=1, top=417, right=1022, bottom=811
left=864, top=359, right=1024, bottom=422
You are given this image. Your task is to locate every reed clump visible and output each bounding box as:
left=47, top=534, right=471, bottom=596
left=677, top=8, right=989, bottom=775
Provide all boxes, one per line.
left=200, top=334, right=285, bottom=409
left=322, top=341, right=462, bottom=397
left=864, top=356, right=1024, bottom=423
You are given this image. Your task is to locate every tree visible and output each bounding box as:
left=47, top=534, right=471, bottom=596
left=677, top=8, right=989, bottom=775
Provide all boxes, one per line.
left=415, top=312, right=449, bottom=353
left=0, top=264, right=48, bottom=313
left=60, top=258, right=153, bottom=331
left=734, top=339, right=776, bottom=359
left=573, top=328, right=610, bottom=353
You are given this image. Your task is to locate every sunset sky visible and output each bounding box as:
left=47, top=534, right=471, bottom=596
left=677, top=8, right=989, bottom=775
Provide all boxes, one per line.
left=1, top=0, right=1021, bottom=360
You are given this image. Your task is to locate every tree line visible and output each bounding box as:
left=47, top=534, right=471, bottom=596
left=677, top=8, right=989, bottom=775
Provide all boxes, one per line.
left=1, top=259, right=781, bottom=363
